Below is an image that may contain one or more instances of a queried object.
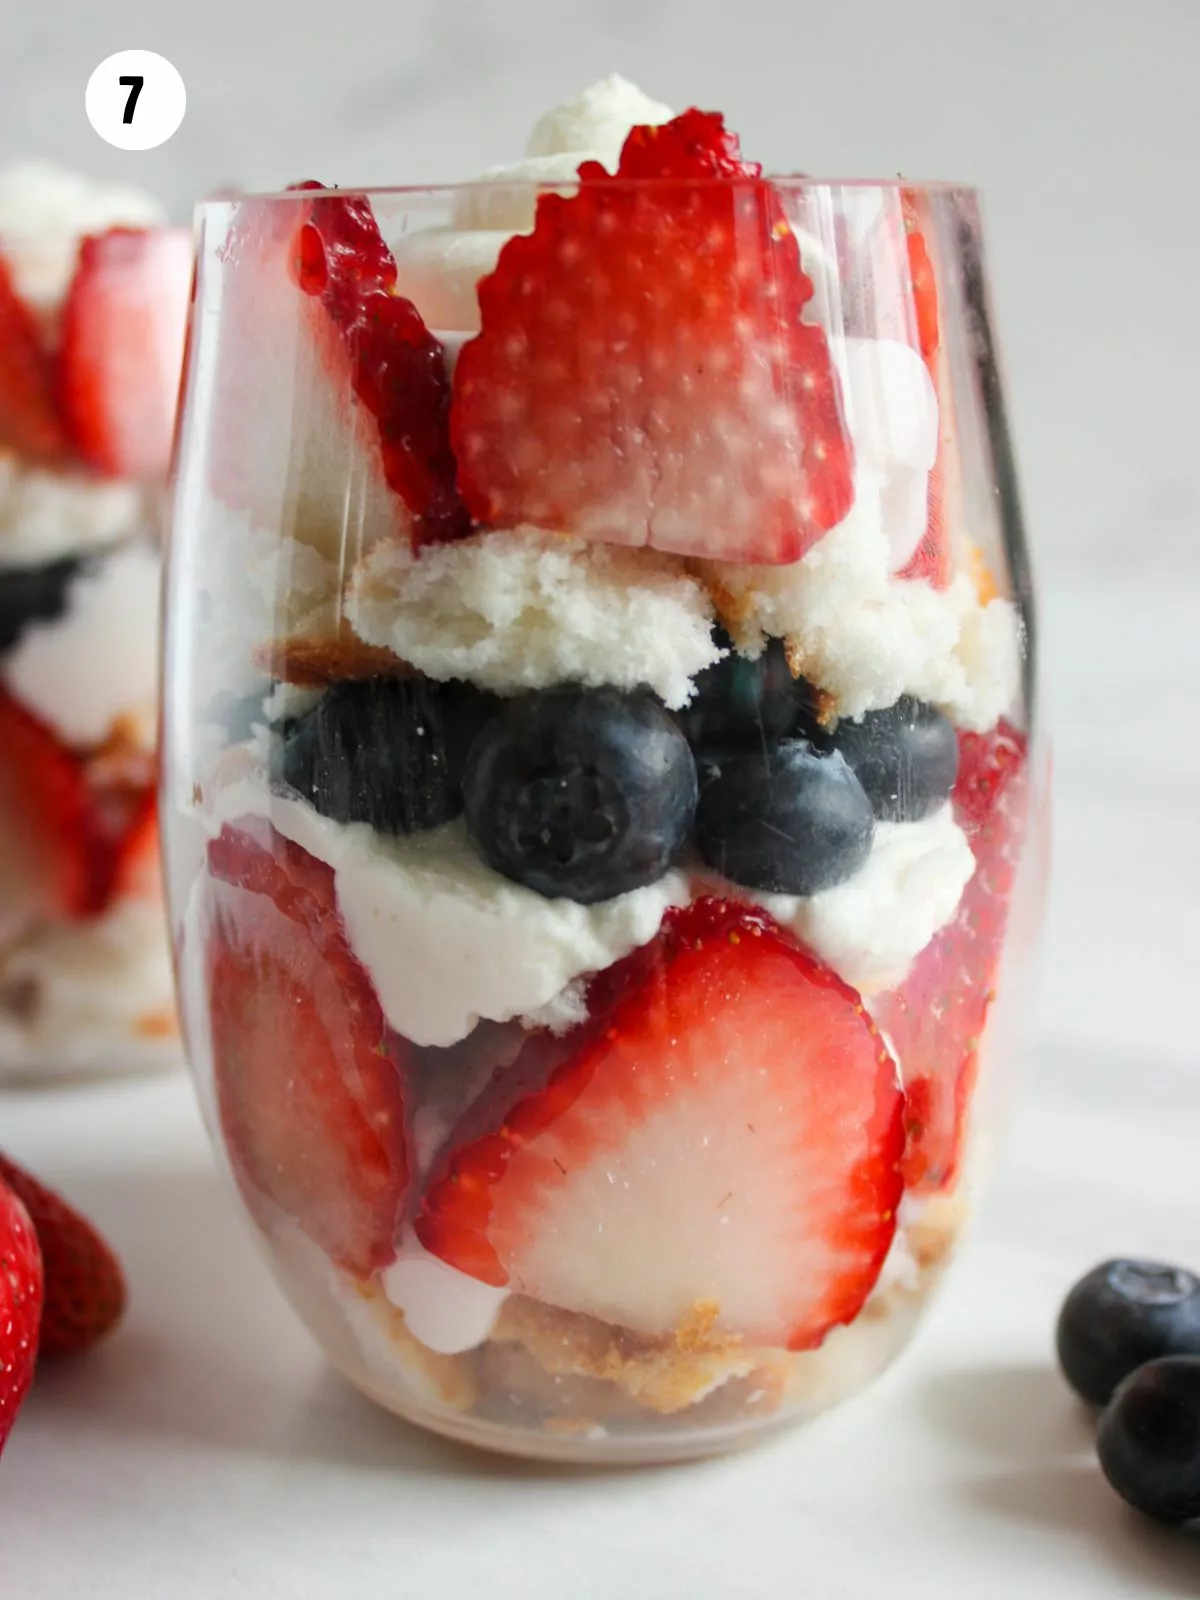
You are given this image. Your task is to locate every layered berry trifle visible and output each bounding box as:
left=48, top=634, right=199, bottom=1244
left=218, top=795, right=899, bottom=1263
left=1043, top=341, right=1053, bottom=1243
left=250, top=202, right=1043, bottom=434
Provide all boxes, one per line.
left=0, top=163, right=191, bottom=1081
left=166, top=77, right=1041, bottom=1460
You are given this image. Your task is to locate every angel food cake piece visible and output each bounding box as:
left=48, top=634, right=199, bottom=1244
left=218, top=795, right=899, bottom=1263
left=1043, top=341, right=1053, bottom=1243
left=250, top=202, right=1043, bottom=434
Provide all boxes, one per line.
left=0, top=162, right=191, bottom=1077
left=185, top=76, right=1032, bottom=1448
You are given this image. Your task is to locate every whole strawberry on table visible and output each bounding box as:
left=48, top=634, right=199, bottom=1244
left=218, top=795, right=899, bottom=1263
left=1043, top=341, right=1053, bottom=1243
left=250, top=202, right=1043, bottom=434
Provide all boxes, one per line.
left=0, top=1151, right=126, bottom=1455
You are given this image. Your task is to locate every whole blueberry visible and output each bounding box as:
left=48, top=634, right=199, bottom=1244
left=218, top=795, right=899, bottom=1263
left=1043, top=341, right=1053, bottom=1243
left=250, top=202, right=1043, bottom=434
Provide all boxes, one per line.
left=695, top=739, right=875, bottom=896
left=0, top=555, right=86, bottom=656
left=676, top=633, right=825, bottom=753
left=278, top=674, right=499, bottom=835
left=1097, top=1357, right=1200, bottom=1523
left=1056, top=1259, right=1200, bottom=1406
left=830, top=696, right=959, bottom=822
left=463, top=685, right=697, bottom=904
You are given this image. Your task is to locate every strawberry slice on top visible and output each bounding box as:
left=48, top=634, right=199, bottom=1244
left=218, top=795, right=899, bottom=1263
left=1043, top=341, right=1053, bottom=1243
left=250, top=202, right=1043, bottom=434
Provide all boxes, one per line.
left=0, top=251, right=66, bottom=463
left=872, top=720, right=1029, bottom=1192
left=451, top=109, right=854, bottom=565
left=210, top=187, right=467, bottom=559
left=418, top=899, right=903, bottom=1351
left=57, top=227, right=193, bottom=481
left=206, top=821, right=411, bottom=1278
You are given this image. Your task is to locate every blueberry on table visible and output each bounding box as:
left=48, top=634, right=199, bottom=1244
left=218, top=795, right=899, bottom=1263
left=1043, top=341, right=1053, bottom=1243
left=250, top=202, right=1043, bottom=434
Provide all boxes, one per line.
left=463, top=684, right=697, bottom=904
left=278, top=675, right=498, bottom=834
left=0, top=556, right=85, bottom=655
left=695, top=739, right=875, bottom=896
left=830, top=696, right=958, bottom=822
left=1097, top=1356, right=1200, bottom=1523
left=676, top=633, right=824, bottom=752
left=1056, top=1259, right=1200, bottom=1406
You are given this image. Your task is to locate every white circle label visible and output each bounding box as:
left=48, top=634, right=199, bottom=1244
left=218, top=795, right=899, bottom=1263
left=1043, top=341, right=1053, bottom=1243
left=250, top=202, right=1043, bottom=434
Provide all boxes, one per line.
left=86, top=51, right=186, bottom=151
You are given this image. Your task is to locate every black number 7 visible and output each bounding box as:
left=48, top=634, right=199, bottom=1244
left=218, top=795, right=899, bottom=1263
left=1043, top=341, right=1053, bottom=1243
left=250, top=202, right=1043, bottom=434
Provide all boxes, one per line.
left=118, top=75, right=144, bottom=124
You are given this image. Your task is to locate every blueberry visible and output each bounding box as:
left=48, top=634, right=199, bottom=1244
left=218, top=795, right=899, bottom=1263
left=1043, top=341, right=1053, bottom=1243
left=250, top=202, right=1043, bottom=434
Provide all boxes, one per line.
left=278, top=675, right=499, bottom=834
left=695, top=739, right=875, bottom=895
left=463, top=685, right=697, bottom=904
left=829, top=696, right=958, bottom=822
left=1056, top=1259, right=1200, bottom=1406
left=1097, top=1357, right=1200, bottom=1523
left=0, top=556, right=86, bottom=655
left=677, top=633, right=824, bottom=752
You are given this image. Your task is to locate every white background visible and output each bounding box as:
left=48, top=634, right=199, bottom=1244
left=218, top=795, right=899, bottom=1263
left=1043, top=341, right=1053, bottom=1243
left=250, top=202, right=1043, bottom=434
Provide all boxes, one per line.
left=2, top=3, right=1200, bottom=1595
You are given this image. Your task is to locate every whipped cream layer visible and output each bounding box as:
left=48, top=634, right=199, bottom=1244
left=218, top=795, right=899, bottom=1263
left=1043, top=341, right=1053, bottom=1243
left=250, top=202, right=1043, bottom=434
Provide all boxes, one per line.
left=0, top=454, right=154, bottom=569
left=203, top=750, right=974, bottom=1052
left=0, top=896, right=178, bottom=1081
left=205, top=775, right=690, bottom=1049
left=747, top=804, right=975, bottom=994
left=0, top=161, right=165, bottom=316
left=1, top=541, right=161, bottom=748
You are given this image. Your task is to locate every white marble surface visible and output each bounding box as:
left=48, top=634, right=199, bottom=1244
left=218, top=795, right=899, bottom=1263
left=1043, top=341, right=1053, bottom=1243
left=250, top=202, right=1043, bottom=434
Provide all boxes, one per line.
left=3, top=4, right=1200, bottom=1594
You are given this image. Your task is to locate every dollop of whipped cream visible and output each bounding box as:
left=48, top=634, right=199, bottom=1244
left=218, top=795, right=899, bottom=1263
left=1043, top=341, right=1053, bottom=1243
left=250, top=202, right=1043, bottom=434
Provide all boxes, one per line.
left=391, top=75, right=673, bottom=332
left=381, top=1233, right=509, bottom=1354
left=526, top=73, right=674, bottom=170
left=747, top=804, right=976, bottom=994
left=0, top=161, right=165, bottom=314
left=0, top=453, right=152, bottom=568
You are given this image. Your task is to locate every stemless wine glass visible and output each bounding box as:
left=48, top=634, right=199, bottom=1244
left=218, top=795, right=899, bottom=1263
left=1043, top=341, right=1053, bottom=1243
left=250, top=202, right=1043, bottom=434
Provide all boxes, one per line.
left=162, top=175, right=1045, bottom=1463
left=0, top=198, right=191, bottom=1083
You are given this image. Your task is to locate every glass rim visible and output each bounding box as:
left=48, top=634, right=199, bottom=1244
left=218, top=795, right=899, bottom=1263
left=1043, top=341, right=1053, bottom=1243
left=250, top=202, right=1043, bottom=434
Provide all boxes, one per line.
left=196, top=175, right=980, bottom=208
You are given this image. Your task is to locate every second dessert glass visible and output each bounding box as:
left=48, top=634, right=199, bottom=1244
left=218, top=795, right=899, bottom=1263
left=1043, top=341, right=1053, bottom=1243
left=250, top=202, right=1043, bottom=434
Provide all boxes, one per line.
left=163, top=129, right=1044, bottom=1462
left=0, top=165, right=191, bottom=1081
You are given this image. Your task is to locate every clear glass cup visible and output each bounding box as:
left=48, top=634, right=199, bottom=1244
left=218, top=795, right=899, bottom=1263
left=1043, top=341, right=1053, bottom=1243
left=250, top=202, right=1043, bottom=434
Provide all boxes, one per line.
left=0, top=217, right=190, bottom=1082
left=163, top=175, right=1045, bottom=1463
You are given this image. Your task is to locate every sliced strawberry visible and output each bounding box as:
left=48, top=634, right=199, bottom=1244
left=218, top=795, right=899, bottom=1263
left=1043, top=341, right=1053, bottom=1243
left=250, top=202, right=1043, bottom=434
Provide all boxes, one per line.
left=451, top=109, right=853, bottom=564
left=0, top=688, right=96, bottom=921
left=0, top=1177, right=41, bottom=1455
left=418, top=899, right=903, bottom=1351
left=0, top=1153, right=126, bottom=1358
left=209, top=188, right=466, bottom=555
left=83, top=771, right=160, bottom=910
left=206, top=821, right=411, bottom=1278
left=896, top=190, right=952, bottom=588
left=107, top=783, right=161, bottom=903
left=872, top=720, right=1029, bottom=1192
left=0, top=252, right=66, bottom=462
left=57, top=227, right=193, bottom=481
left=292, top=187, right=468, bottom=543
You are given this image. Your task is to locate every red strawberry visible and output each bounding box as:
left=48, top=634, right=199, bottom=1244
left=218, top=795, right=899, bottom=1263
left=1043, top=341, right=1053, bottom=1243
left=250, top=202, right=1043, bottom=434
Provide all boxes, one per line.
left=57, top=227, right=193, bottom=481
left=451, top=109, right=853, bottom=565
left=207, top=820, right=412, bottom=1278
left=0, top=252, right=66, bottom=463
left=0, top=1154, right=126, bottom=1358
left=108, top=784, right=161, bottom=903
left=82, top=736, right=161, bottom=913
left=209, top=188, right=466, bottom=555
left=872, top=720, right=1029, bottom=1191
left=895, top=191, right=952, bottom=588
left=418, top=899, right=903, bottom=1351
left=292, top=186, right=468, bottom=543
left=0, top=1176, right=42, bottom=1455
left=0, top=688, right=96, bottom=921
